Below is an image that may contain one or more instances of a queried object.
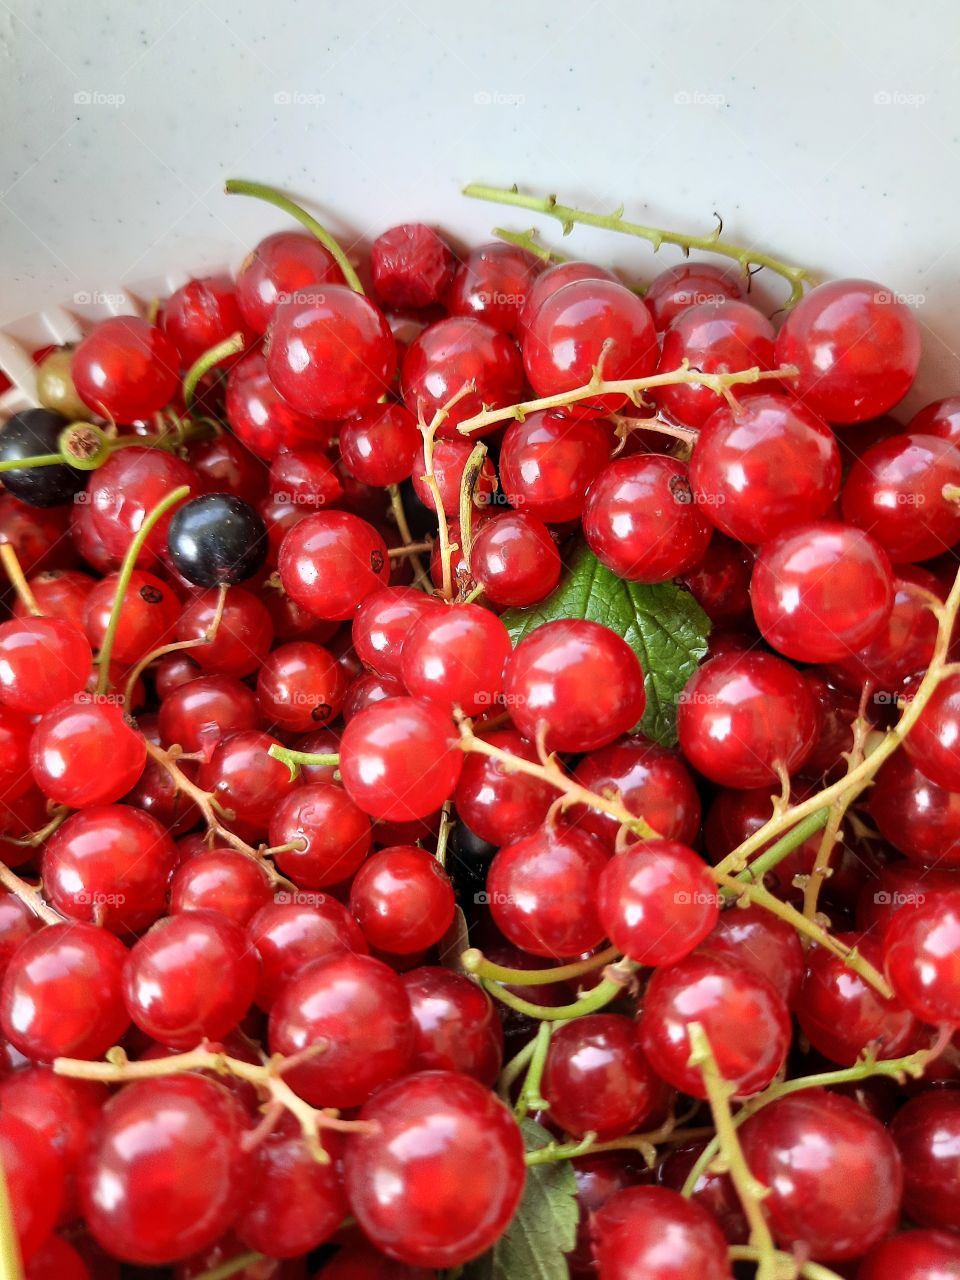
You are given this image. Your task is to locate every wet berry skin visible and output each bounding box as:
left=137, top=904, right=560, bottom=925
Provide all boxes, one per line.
left=278, top=510, right=390, bottom=621
left=0, top=616, right=93, bottom=714
left=542, top=1014, right=661, bottom=1140
left=79, top=1074, right=251, bottom=1266
left=0, top=409, right=86, bottom=507
left=371, top=222, right=456, bottom=310
left=882, top=888, right=960, bottom=1023
left=349, top=845, right=456, bottom=954
left=401, top=317, right=526, bottom=436
left=30, top=698, right=147, bottom=809
left=401, top=967, right=503, bottom=1086
left=166, top=493, right=267, bottom=586
left=890, top=1091, right=960, bottom=1231
left=72, top=316, right=180, bottom=421
left=344, top=1070, right=526, bottom=1268
left=738, top=1090, right=903, bottom=1261
left=504, top=619, right=646, bottom=753
left=858, top=1230, right=960, bottom=1280
left=236, top=230, right=344, bottom=334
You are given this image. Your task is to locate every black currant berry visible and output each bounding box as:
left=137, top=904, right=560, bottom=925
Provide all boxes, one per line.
left=0, top=408, right=87, bottom=507
left=166, top=492, right=268, bottom=586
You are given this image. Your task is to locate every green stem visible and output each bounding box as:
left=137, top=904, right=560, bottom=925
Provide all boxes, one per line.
left=267, top=743, right=340, bottom=781
left=493, top=226, right=565, bottom=263
left=497, top=1038, right=537, bottom=1102
left=193, top=1254, right=264, bottom=1280
left=183, top=333, right=246, bottom=412
left=0, top=1149, right=22, bottom=1280
left=681, top=1041, right=940, bottom=1202
left=525, top=1132, right=596, bottom=1166
left=95, top=485, right=191, bottom=694
left=225, top=179, right=364, bottom=294
left=481, top=961, right=637, bottom=1022
left=463, top=184, right=815, bottom=306
left=688, top=1022, right=777, bottom=1279
left=721, top=807, right=830, bottom=894
left=0, top=452, right=64, bottom=472
left=728, top=1247, right=844, bottom=1280
left=457, top=441, right=490, bottom=574
left=462, top=944, right=621, bottom=986
left=516, top=1021, right=552, bottom=1118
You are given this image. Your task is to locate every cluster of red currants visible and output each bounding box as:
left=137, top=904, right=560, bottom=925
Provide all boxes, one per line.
left=0, top=179, right=957, bottom=1280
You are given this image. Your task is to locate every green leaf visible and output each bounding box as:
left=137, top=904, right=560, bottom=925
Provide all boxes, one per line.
left=464, top=1118, right=578, bottom=1280
left=500, top=544, right=711, bottom=747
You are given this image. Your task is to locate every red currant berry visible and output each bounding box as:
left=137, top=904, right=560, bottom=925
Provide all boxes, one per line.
left=82, top=569, right=179, bottom=666
left=257, top=640, right=347, bottom=731
left=738, top=1090, right=903, bottom=1260
left=677, top=651, right=820, bottom=788
left=454, top=729, right=554, bottom=847
left=831, top=571, right=939, bottom=695
left=340, top=403, right=422, bottom=487
left=883, top=889, right=960, bottom=1023
left=72, top=317, right=180, bottom=421
left=170, top=849, right=273, bottom=925
left=198, top=730, right=300, bottom=839
left=269, top=782, right=372, bottom=888
left=162, top=276, right=252, bottom=369
left=0, top=1112, right=63, bottom=1263
left=80, top=1075, right=250, bottom=1265
left=518, top=261, right=619, bottom=336
left=446, top=242, right=541, bottom=335
left=266, top=285, right=396, bottom=419
left=344, top=1070, right=525, bottom=1268
left=751, top=521, right=894, bottom=663
left=654, top=300, right=775, bottom=429
left=590, top=1185, right=732, bottom=1280
left=524, top=278, right=658, bottom=412
left=858, top=1229, right=960, bottom=1280
left=278, top=510, right=389, bottom=621
left=0, top=923, right=130, bottom=1060
left=353, top=587, right=440, bottom=681
left=542, top=1013, right=660, bottom=1139
left=87, top=447, right=195, bottom=570
left=869, top=750, right=960, bottom=866
left=158, top=674, right=260, bottom=757
left=401, top=317, right=525, bottom=436
left=401, top=966, right=503, bottom=1085
left=776, top=278, right=921, bottom=423
left=698, top=905, right=804, bottom=1008
left=236, top=230, right=344, bottom=334
left=31, top=697, right=146, bottom=808
left=349, top=845, right=455, bottom=954
left=842, top=433, right=960, bottom=562
left=499, top=411, right=613, bottom=522
left=339, top=697, right=462, bottom=822
left=597, top=840, right=719, bottom=966
left=371, top=223, right=456, bottom=311
left=225, top=351, right=334, bottom=460
left=11, top=569, right=93, bottom=630
left=584, top=453, right=713, bottom=582
left=268, top=951, right=413, bottom=1107
left=42, top=804, right=177, bottom=935
left=504, top=619, right=645, bottom=752
left=0, top=617, right=93, bottom=714
left=890, top=1092, right=960, bottom=1233
left=411, top=436, right=498, bottom=516
left=638, top=952, right=790, bottom=1098
left=487, top=823, right=609, bottom=958
left=176, top=587, right=274, bottom=678
left=400, top=602, right=511, bottom=715
left=902, top=670, right=960, bottom=791
left=469, top=511, right=561, bottom=607
left=644, top=262, right=744, bottom=331
left=123, top=909, right=258, bottom=1048
left=569, top=737, right=701, bottom=850
left=689, top=393, right=841, bottom=543
left=247, top=895, right=367, bottom=1011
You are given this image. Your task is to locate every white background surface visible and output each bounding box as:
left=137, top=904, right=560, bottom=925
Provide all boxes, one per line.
left=2, top=0, right=960, bottom=411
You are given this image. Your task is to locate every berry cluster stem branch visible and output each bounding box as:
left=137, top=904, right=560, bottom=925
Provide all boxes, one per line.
left=515, top=1020, right=551, bottom=1119
left=480, top=958, right=638, bottom=1022
left=455, top=361, right=796, bottom=436
left=182, top=333, right=245, bottom=412
left=417, top=383, right=477, bottom=600
left=266, top=743, right=340, bottom=780
left=386, top=484, right=434, bottom=594
left=462, top=944, right=622, bottom=987
left=462, top=184, right=816, bottom=306
left=95, top=485, right=191, bottom=695
left=0, top=863, right=65, bottom=925
left=224, top=179, right=365, bottom=294
left=53, top=1043, right=373, bottom=1162
left=0, top=545, right=41, bottom=616
left=457, top=441, right=490, bottom=574
left=681, top=1038, right=946, bottom=1203
left=455, top=714, right=660, bottom=837
left=728, top=1247, right=844, bottom=1280
left=142, top=739, right=288, bottom=884
left=492, top=226, right=566, bottom=263
left=713, top=564, right=960, bottom=880
left=687, top=1022, right=777, bottom=1280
